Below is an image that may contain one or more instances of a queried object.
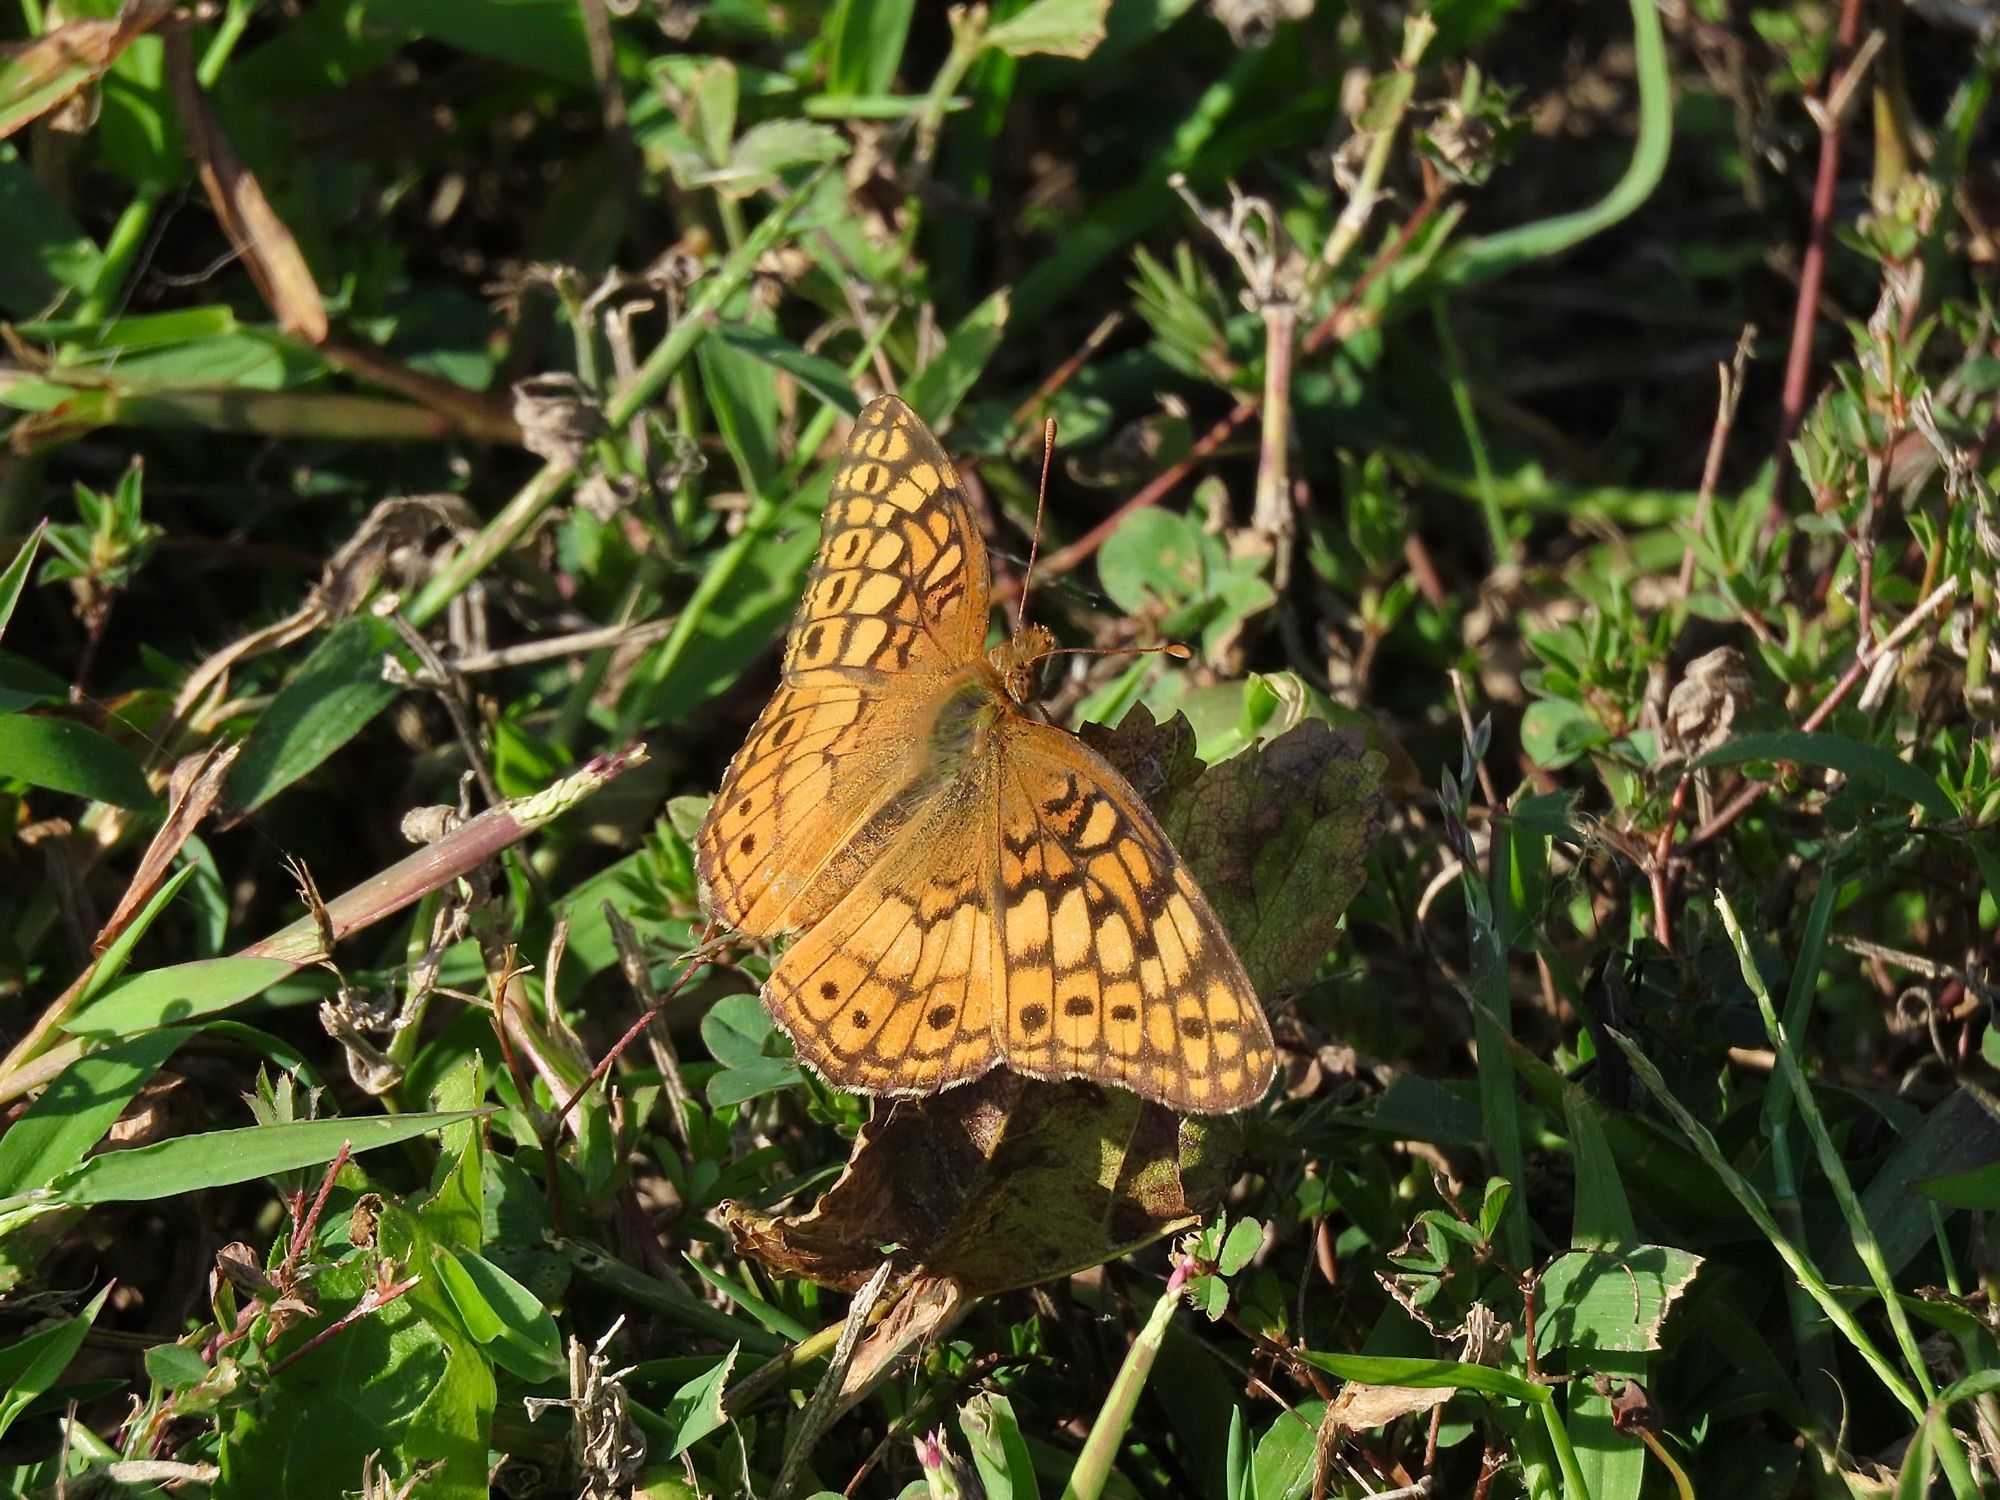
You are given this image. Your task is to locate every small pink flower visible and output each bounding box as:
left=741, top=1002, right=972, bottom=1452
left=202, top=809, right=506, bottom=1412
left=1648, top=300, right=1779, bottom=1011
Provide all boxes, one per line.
left=915, top=1429, right=946, bottom=1470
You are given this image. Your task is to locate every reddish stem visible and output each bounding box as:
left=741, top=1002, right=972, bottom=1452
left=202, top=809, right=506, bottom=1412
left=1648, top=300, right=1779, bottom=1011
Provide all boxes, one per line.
left=1767, top=0, right=1870, bottom=523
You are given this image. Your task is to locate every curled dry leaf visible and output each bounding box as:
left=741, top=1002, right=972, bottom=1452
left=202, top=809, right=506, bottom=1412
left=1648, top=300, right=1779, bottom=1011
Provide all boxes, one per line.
left=511, top=373, right=610, bottom=466
left=722, top=714, right=1384, bottom=1292
left=1662, top=646, right=1755, bottom=760
left=722, top=1071, right=1235, bottom=1294
left=94, top=742, right=238, bottom=954
left=164, top=28, right=327, bottom=343
left=1325, top=1379, right=1450, bottom=1432
left=0, top=0, right=174, bottom=142
left=172, top=494, right=474, bottom=727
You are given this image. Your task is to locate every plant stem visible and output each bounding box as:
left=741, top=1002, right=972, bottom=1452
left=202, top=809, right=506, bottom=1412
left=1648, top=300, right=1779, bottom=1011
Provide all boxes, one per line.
left=1767, top=0, right=1870, bottom=521
left=1434, top=0, right=1670, bottom=287
left=1715, top=893, right=1980, bottom=1496
left=1061, top=1267, right=1189, bottom=1500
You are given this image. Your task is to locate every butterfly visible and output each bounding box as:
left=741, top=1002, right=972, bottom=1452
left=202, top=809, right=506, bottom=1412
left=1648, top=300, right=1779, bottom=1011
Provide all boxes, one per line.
left=695, top=395, right=1275, bottom=1113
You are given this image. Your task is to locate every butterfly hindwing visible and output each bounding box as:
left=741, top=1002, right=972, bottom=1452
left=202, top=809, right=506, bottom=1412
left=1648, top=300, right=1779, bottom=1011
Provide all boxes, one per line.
left=761, top=763, right=1002, bottom=1095
left=992, top=719, right=1275, bottom=1113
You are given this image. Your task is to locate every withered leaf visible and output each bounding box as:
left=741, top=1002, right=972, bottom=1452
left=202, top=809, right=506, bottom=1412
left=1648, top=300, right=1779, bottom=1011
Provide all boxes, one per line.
left=165, top=29, right=328, bottom=343
left=723, top=1072, right=1237, bottom=1294
left=1327, top=1381, right=1451, bottom=1431
left=1088, top=710, right=1386, bottom=998
left=0, top=0, right=174, bottom=141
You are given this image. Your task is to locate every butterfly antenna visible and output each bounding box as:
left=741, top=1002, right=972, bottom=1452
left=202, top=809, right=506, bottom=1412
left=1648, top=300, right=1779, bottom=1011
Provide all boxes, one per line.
left=1045, top=641, right=1193, bottom=663
left=1015, top=415, right=1056, bottom=632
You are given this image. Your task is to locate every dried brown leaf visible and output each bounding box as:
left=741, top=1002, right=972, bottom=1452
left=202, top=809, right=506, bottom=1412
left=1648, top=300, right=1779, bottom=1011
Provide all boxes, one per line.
left=94, top=742, right=238, bottom=954
left=164, top=28, right=328, bottom=342
left=721, top=1073, right=1233, bottom=1294
left=0, top=0, right=173, bottom=141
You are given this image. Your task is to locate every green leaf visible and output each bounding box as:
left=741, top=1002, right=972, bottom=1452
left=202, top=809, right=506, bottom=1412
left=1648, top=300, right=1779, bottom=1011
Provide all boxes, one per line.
left=703, top=995, right=770, bottom=1070
left=0, top=1285, right=108, bottom=1444
left=1098, top=508, right=1204, bottom=616
left=903, top=289, right=1010, bottom=426
left=0, top=523, right=42, bottom=643
left=433, top=1248, right=564, bottom=1383
left=1291, top=1351, right=1546, bottom=1405
left=0, top=712, right=155, bottom=808
left=1534, top=1244, right=1703, bottom=1354
left=713, top=322, right=861, bottom=417
left=227, top=615, right=409, bottom=811
left=1520, top=698, right=1608, bottom=769
left=960, top=1391, right=1039, bottom=1500
left=698, top=329, right=782, bottom=497
left=1694, top=729, right=1957, bottom=822
left=1217, top=1217, right=1262, bottom=1276
left=692, top=120, right=846, bottom=198
left=143, top=1342, right=210, bottom=1392
left=0, top=156, right=101, bottom=316
left=663, top=1344, right=738, bottom=1457
left=1916, top=1160, right=2000, bottom=1210
left=365, top=0, right=592, bottom=86
left=1564, top=1088, right=1636, bottom=1247
left=985, top=0, right=1112, bottom=58
left=1478, top=1179, right=1516, bottom=1244
left=49, top=1109, right=487, bottom=1205
left=826, top=0, right=917, bottom=96
left=1250, top=1402, right=1322, bottom=1500
left=0, top=650, right=68, bottom=713
left=702, top=992, right=806, bottom=1110
left=0, top=1027, right=197, bottom=1196
left=1832, top=1087, right=2000, bottom=1279
left=64, top=956, right=295, bottom=1039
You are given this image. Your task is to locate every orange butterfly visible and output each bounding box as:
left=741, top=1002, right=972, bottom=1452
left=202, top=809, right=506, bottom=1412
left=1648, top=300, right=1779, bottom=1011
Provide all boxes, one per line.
left=696, top=396, right=1274, bottom=1112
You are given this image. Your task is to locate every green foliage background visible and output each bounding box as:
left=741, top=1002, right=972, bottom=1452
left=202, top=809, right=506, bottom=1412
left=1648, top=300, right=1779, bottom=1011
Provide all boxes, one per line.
left=3, top=0, right=1999, bottom=1496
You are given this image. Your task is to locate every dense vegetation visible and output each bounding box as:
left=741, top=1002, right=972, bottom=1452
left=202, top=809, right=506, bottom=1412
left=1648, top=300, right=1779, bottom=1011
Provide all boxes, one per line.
left=3, top=0, right=1998, bottom=1495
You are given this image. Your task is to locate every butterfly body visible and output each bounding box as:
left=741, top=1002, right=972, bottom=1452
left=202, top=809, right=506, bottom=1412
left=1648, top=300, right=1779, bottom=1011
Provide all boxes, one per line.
left=696, top=396, right=1276, bottom=1113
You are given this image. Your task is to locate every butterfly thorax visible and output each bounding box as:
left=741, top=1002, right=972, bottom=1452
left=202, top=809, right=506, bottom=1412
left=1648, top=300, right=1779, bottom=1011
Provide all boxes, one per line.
left=923, top=625, right=1057, bottom=774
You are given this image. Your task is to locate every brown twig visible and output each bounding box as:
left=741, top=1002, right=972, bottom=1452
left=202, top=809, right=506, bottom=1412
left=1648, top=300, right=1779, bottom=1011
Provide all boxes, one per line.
left=1649, top=777, right=1693, bottom=948
left=1676, top=576, right=1958, bottom=849
left=269, top=1273, right=422, bottom=1376
left=554, top=937, right=717, bottom=1127
left=1678, top=327, right=1755, bottom=599
left=602, top=900, right=695, bottom=1148
left=284, top=1144, right=352, bottom=1275
left=1008, top=311, right=1125, bottom=452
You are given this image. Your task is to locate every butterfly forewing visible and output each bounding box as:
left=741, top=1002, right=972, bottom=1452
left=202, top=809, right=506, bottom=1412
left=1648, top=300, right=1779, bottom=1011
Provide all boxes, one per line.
left=697, top=397, right=992, bottom=935
left=782, top=396, right=992, bottom=683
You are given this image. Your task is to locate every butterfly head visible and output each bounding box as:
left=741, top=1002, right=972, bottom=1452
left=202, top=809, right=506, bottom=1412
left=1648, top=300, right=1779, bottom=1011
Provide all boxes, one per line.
left=989, top=623, right=1057, bottom=705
